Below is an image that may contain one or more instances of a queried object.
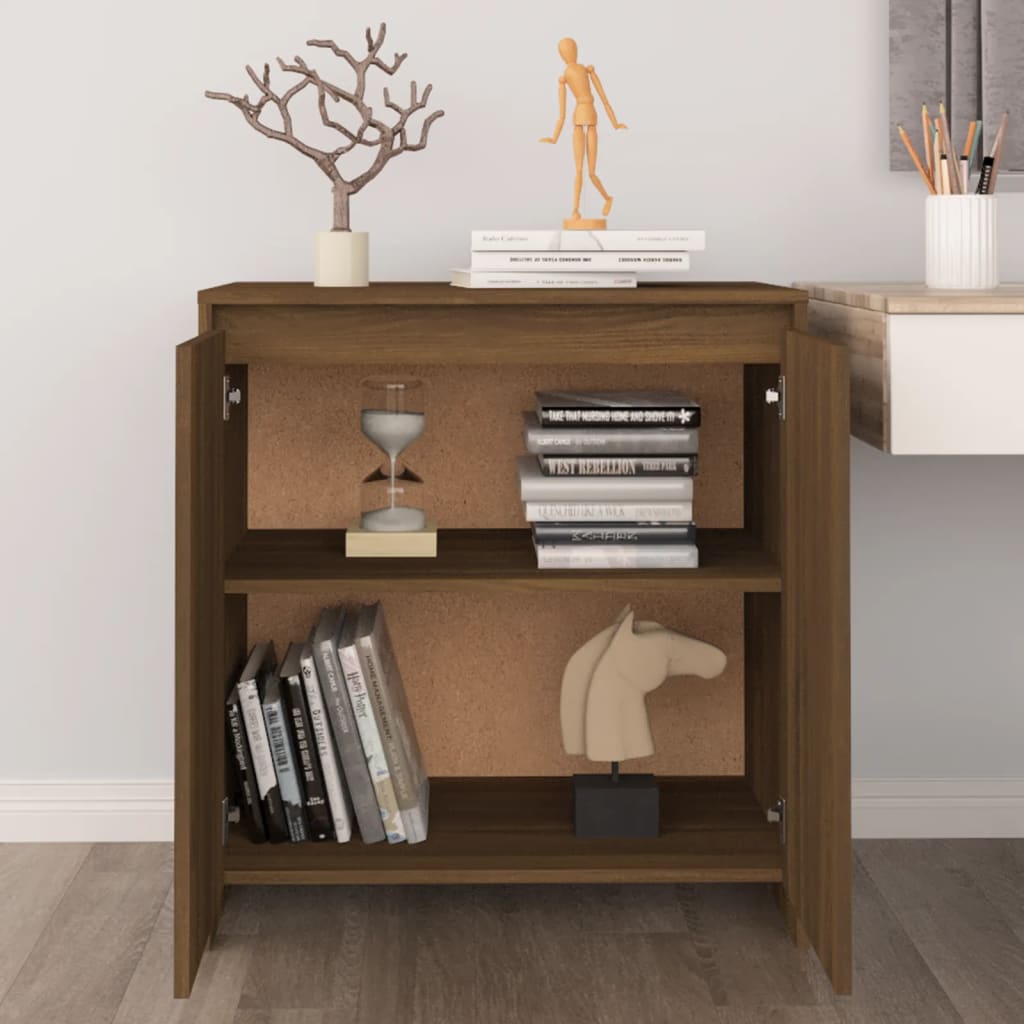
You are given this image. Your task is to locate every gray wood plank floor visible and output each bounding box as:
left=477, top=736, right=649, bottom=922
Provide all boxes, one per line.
left=0, top=841, right=1022, bottom=1023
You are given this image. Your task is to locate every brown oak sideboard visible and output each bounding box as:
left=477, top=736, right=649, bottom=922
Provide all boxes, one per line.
left=176, top=282, right=851, bottom=996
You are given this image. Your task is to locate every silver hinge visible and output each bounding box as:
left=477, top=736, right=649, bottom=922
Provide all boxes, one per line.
left=222, top=797, right=240, bottom=844
left=223, top=376, right=242, bottom=421
left=766, top=797, right=787, bottom=845
left=765, top=375, right=786, bottom=421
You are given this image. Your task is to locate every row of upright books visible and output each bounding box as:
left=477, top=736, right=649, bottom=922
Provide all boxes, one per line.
left=517, top=391, right=701, bottom=569
left=226, top=602, right=428, bottom=845
left=451, top=229, right=705, bottom=289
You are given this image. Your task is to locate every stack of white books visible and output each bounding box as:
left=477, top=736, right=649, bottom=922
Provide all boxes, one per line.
left=518, top=391, right=701, bottom=569
left=451, top=229, right=706, bottom=289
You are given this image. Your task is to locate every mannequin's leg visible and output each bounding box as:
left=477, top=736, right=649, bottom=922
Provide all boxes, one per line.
left=586, top=127, right=613, bottom=216
left=571, top=126, right=585, bottom=217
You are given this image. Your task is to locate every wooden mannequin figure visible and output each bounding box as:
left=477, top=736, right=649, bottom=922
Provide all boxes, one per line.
left=540, top=37, right=628, bottom=230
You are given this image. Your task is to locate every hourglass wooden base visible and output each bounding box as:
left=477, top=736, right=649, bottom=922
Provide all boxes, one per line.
left=345, top=517, right=438, bottom=558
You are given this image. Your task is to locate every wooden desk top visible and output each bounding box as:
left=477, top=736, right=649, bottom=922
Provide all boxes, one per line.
left=198, top=281, right=808, bottom=308
left=797, top=282, right=1024, bottom=314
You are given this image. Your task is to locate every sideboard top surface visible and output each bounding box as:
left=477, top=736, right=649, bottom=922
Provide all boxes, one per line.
left=798, top=281, right=1024, bottom=314
left=199, top=281, right=808, bottom=308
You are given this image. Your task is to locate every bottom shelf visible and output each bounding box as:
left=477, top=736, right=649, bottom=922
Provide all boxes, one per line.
left=224, top=776, right=782, bottom=885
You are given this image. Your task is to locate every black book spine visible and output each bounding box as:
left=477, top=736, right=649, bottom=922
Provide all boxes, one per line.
left=284, top=674, right=334, bottom=841
left=533, top=523, right=697, bottom=545
left=225, top=690, right=267, bottom=843
left=539, top=454, right=699, bottom=477
left=238, top=679, right=290, bottom=843
left=539, top=408, right=701, bottom=428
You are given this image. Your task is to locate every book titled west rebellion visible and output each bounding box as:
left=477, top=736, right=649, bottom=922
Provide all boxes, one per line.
left=356, top=602, right=431, bottom=845
left=523, top=412, right=699, bottom=456
left=236, top=642, right=289, bottom=843
left=533, top=523, right=697, bottom=546
left=518, top=456, right=695, bottom=503
left=261, top=670, right=309, bottom=843
left=539, top=454, right=698, bottom=477
left=337, top=614, right=406, bottom=844
left=225, top=685, right=266, bottom=843
left=536, top=391, right=701, bottom=428
left=299, top=641, right=353, bottom=843
left=279, top=644, right=333, bottom=841
left=313, top=608, right=386, bottom=844
left=534, top=543, right=700, bottom=570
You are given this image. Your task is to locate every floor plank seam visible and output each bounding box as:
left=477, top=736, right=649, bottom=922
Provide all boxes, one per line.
left=0, top=843, right=94, bottom=1016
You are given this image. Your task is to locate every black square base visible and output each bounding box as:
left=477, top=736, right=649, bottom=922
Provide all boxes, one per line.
left=573, top=773, right=660, bottom=839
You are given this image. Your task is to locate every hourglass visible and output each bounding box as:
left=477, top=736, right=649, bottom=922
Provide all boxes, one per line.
left=346, top=377, right=437, bottom=557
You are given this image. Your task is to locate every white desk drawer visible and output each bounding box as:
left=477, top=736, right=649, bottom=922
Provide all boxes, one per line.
left=888, top=314, right=1024, bottom=454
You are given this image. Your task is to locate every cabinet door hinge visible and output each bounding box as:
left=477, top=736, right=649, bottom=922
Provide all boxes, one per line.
left=767, top=797, right=787, bottom=845
left=223, top=376, right=243, bottom=421
left=765, top=375, right=786, bottom=421
left=222, top=797, right=240, bottom=845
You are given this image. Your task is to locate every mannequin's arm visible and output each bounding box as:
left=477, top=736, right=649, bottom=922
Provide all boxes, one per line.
left=588, top=66, right=627, bottom=129
left=540, top=77, right=567, bottom=143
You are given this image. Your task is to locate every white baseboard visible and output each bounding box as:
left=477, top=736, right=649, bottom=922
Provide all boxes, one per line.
left=853, top=777, right=1024, bottom=838
left=1, top=778, right=1022, bottom=842
left=0, top=781, right=174, bottom=842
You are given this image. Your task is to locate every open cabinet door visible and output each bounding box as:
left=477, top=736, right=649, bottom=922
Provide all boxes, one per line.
left=783, top=330, right=852, bottom=992
left=175, top=331, right=227, bottom=997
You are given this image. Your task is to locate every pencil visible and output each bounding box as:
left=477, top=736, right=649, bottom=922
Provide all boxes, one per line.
left=934, top=128, right=945, bottom=193
left=939, top=154, right=951, bottom=195
left=989, top=111, right=1010, bottom=192
left=961, top=120, right=978, bottom=188
left=898, top=125, right=937, bottom=194
left=968, top=119, right=984, bottom=169
left=922, top=104, right=934, bottom=184
left=938, top=103, right=962, bottom=193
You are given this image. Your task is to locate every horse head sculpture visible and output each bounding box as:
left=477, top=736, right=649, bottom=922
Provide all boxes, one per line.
left=561, top=607, right=727, bottom=764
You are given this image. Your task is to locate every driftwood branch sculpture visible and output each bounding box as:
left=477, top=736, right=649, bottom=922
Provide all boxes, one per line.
left=206, top=23, right=444, bottom=230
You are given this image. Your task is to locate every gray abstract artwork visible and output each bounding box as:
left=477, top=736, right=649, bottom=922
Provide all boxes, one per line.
left=890, top=0, right=1023, bottom=172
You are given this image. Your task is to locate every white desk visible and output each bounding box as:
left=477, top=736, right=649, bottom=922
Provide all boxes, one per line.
left=798, top=283, right=1024, bottom=454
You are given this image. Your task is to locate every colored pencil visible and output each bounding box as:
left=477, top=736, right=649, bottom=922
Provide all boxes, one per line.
left=988, top=111, right=1010, bottom=193
left=961, top=120, right=978, bottom=189
left=898, top=125, right=937, bottom=194
left=922, top=104, right=934, bottom=184
left=938, top=103, right=962, bottom=193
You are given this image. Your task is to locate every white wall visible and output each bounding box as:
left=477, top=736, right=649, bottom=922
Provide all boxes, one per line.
left=1, top=1, right=1022, bottom=831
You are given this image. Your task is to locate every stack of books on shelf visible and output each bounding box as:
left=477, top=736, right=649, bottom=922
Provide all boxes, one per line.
left=451, top=229, right=706, bottom=289
left=518, top=390, right=701, bottom=569
left=226, top=602, right=428, bottom=846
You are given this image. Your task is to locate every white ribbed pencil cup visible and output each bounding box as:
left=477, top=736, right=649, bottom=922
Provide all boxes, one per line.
left=925, top=195, right=998, bottom=290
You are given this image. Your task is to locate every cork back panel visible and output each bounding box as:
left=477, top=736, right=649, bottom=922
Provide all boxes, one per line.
left=250, top=590, right=742, bottom=777
left=248, top=363, right=745, bottom=776
left=248, top=363, right=743, bottom=529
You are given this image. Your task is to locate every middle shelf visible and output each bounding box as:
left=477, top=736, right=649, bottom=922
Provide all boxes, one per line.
left=225, top=528, right=781, bottom=594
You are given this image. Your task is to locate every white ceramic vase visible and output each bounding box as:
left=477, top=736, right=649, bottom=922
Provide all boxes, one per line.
left=925, top=195, right=998, bottom=290
left=315, top=231, right=369, bottom=287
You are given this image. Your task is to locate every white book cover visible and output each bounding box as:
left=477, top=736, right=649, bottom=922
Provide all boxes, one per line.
left=338, top=621, right=406, bottom=844
left=451, top=269, right=636, bottom=289
left=299, top=643, right=353, bottom=843
left=470, top=252, right=690, bottom=272
left=237, top=680, right=277, bottom=808
left=471, top=229, right=706, bottom=252
left=535, top=543, right=700, bottom=570
left=517, top=455, right=694, bottom=502
left=524, top=500, right=694, bottom=522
